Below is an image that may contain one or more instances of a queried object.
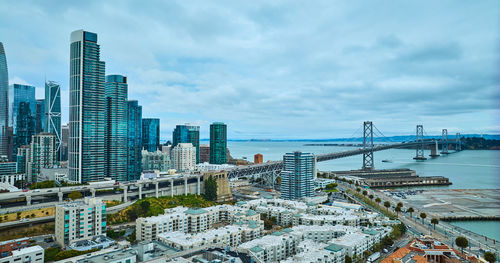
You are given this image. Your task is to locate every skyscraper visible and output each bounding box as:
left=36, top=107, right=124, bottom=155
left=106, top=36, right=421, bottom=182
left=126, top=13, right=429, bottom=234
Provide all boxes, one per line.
left=172, top=143, right=196, bottom=172
left=210, top=122, right=227, bottom=164
left=0, top=42, right=8, bottom=159
left=280, top=151, right=315, bottom=200
left=35, top=99, right=45, bottom=134
left=45, top=81, right=61, bottom=157
left=142, top=118, right=160, bottom=152
left=69, top=30, right=106, bottom=183
left=172, top=124, right=200, bottom=163
left=127, top=100, right=142, bottom=180
left=105, top=75, right=128, bottom=181
left=9, top=84, right=36, bottom=160
left=28, top=133, right=57, bottom=183
left=60, top=124, right=69, bottom=161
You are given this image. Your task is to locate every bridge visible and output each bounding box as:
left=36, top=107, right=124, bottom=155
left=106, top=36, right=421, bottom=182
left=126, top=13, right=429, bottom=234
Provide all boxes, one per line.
left=226, top=122, right=462, bottom=186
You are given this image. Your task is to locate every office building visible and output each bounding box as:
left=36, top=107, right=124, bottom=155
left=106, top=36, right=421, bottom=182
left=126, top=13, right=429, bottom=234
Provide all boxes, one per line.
left=9, top=84, right=36, bottom=160
left=16, top=145, right=30, bottom=175
left=199, top=144, right=209, bottom=163
left=142, top=118, right=160, bottom=152
left=142, top=150, right=171, bottom=172
left=0, top=43, right=8, bottom=159
left=254, top=153, right=263, bottom=164
left=280, top=151, right=315, bottom=200
left=27, top=133, right=57, bottom=183
left=55, top=197, right=106, bottom=247
left=105, top=75, right=128, bottom=181
left=61, top=124, right=69, bottom=161
left=172, top=143, right=196, bottom=172
left=0, top=161, right=16, bottom=176
left=35, top=99, right=45, bottom=134
left=69, top=30, right=106, bottom=183
left=209, top=122, right=227, bottom=164
left=127, top=100, right=142, bottom=181
left=172, top=124, right=200, bottom=163
left=45, top=81, right=62, bottom=156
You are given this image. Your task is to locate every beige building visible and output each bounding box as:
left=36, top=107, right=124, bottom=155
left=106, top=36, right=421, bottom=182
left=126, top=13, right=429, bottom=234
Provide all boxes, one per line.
left=55, top=198, right=106, bottom=247
left=203, top=171, right=232, bottom=202
left=172, top=143, right=196, bottom=172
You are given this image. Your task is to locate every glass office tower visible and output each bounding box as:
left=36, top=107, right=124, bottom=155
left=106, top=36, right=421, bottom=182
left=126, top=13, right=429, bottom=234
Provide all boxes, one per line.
left=172, top=124, right=200, bottom=163
left=105, top=75, right=128, bottom=181
left=35, top=99, right=45, bottom=134
left=127, top=100, right=142, bottom=180
left=280, top=151, right=315, bottom=200
left=45, top=81, right=61, bottom=157
left=209, top=122, right=227, bottom=164
left=9, top=84, right=36, bottom=160
left=69, top=30, right=106, bottom=183
left=142, top=118, right=160, bottom=152
left=0, top=42, right=8, bottom=158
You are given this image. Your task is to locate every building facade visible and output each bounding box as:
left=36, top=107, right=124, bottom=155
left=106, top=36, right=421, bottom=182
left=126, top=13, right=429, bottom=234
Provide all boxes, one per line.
left=199, top=144, right=210, bottom=163
left=142, top=118, right=160, bottom=152
left=0, top=43, right=8, bottom=159
left=61, top=124, right=68, bottom=161
left=69, top=30, right=106, bottom=183
left=9, top=84, right=36, bottom=160
left=127, top=100, right=142, bottom=181
left=35, top=99, right=45, bottom=134
left=141, top=150, right=171, bottom=172
left=254, top=153, right=263, bottom=164
left=172, top=124, right=200, bottom=163
left=105, top=75, right=128, bottom=181
left=28, top=133, right=57, bottom=183
left=55, top=197, right=106, bottom=247
left=172, top=143, right=196, bottom=172
left=281, top=151, right=315, bottom=200
left=45, top=81, right=62, bottom=157
left=209, top=122, right=227, bottom=164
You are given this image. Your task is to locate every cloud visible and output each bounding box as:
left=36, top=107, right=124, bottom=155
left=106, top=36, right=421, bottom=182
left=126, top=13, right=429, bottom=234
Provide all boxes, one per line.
left=0, top=0, right=498, bottom=139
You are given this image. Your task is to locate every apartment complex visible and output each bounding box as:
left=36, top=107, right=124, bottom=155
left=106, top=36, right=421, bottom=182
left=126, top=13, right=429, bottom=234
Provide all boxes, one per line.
left=281, top=151, right=315, bottom=200
left=172, top=143, right=196, bottom=172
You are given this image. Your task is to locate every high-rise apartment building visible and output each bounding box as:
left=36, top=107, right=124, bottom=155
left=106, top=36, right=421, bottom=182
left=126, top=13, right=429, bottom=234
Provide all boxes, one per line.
left=105, top=75, right=128, bottom=182
left=280, top=151, right=315, bottom=200
left=127, top=100, right=142, bottom=181
left=9, top=84, right=36, bottom=160
left=142, top=118, right=160, bottom=152
left=141, top=150, right=171, bottom=172
left=172, top=124, right=200, bottom=163
left=16, top=145, right=30, bottom=175
left=61, top=124, right=69, bottom=161
left=172, top=143, right=196, bottom=172
left=69, top=30, right=106, bottom=183
left=0, top=43, right=8, bottom=159
left=28, top=133, right=57, bottom=183
left=55, top=198, right=106, bottom=247
left=209, top=122, right=227, bottom=164
left=45, top=81, right=61, bottom=156
left=199, top=144, right=210, bottom=163
left=35, top=99, right=45, bottom=134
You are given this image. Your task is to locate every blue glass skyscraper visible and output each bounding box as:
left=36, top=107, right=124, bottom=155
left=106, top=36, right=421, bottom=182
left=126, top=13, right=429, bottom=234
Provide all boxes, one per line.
left=127, top=100, right=142, bottom=180
left=69, top=30, right=106, bottom=183
left=45, top=81, right=61, bottom=157
left=142, top=118, right=160, bottom=152
left=9, top=84, right=36, bottom=160
left=35, top=99, right=45, bottom=134
left=0, top=43, right=8, bottom=158
left=280, top=151, right=315, bottom=200
left=105, top=75, right=128, bottom=181
left=210, top=122, right=227, bottom=164
left=172, top=124, right=200, bottom=163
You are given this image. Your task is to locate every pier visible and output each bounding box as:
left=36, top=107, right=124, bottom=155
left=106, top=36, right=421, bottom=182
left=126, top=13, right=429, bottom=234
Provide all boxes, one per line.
left=332, top=169, right=451, bottom=188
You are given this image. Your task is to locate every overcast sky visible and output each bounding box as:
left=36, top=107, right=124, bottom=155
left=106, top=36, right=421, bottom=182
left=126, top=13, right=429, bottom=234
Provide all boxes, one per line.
left=1, top=0, right=499, bottom=140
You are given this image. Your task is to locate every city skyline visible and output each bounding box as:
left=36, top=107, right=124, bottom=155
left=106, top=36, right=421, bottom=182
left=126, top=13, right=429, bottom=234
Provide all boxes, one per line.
left=0, top=1, right=498, bottom=140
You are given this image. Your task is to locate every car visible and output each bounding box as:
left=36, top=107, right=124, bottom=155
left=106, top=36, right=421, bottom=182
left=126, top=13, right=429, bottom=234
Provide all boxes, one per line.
left=33, top=189, right=40, bottom=192
left=47, top=190, right=52, bottom=192
left=22, top=189, right=29, bottom=192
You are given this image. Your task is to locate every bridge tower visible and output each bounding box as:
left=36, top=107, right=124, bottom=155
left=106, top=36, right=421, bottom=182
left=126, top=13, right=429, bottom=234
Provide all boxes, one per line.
left=413, top=125, right=427, bottom=160
left=456, top=133, right=462, bottom=151
left=362, top=121, right=374, bottom=170
left=429, top=140, right=440, bottom=157
left=441, top=129, right=449, bottom=154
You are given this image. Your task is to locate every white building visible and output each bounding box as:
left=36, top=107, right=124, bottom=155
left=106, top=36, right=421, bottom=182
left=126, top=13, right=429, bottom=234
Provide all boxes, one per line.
left=55, top=197, right=106, bottom=247
left=172, top=143, right=196, bottom=172
left=75, top=248, right=136, bottom=263
left=314, top=178, right=337, bottom=189
left=281, top=240, right=344, bottom=263
left=196, top=162, right=234, bottom=172
left=0, top=245, right=44, bottom=263
left=142, top=150, right=171, bottom=172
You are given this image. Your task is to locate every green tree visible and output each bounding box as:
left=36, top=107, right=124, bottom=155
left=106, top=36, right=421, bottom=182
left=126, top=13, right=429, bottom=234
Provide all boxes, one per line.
left=375, top=197, right=381, bottom=204
left=16, top=212, right=21, bottom=220
left=431, top=218, right=439, bottom=230
left=397, top=202, right=403, bottom=208
left=204, top=175, right=218, bottom=202
left=68, top=191, right=82, bottom=200
left=356, top=187, right=361, bottom=192
left=395, top=206, right=401, bottom=216
left=419, top=212, right=426, bottom=224
left=483, top=251, right=496, bottom=263
left=384, top=201, right=391, bottom=211
left=407, top=207, right=414, bottom=218
left=362, top=190, right=367, bottom=196
left=455, top=236, right=468, bottom=254
left=369, top=194, right=374, bottom=200
left=345, top=255, right=352, bottom=263
left=140, top=200, right=151, bottom=213
left=325, top=183, right=337, bottom=190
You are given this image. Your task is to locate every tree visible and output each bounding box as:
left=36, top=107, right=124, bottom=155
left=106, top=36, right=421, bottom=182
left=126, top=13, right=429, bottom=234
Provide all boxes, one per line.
left=419, top=213, right=427, bottom=224
left=16, top=212, right=21, bottom=220
left=369, top=194, right=374, bottom=200
left=345, top=255, right=352, bottom=263
left=68, top=191, right=82, bottom=200
left=140, top=201, right=150, bottom=213
left=325, top=183, right=337, bottom=190
left=407, top=207, right=414, bottom=218
left=384, top=201, right=391, bottom=211
left=362, top=190, right=367, bottom=196
left=455, top=236, right=468, bottom=254
left=483, top=251, right=496, bottom=263
left=375, top=197, right=381, bottom=204
left=431, top=218, right=439, bottom=229
left=204, top=175, right=217, bottom=202
left=356, top=187, right=361, bottom=192
left=395, top=206, right=401, bottom=216
left=397, top=202, right=403, bottom=208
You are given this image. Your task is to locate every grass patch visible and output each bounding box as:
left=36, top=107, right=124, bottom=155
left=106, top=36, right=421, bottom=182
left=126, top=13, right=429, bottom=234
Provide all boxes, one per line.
left=44, top=247, right=99, bottom=262
left=108, top=194, right=215, bottom=224
left=0, top=222, right=55, bottom=241
left=324, top=189, right=339, bottom=193
left=0, top=207, right=55, bottom=223
left=104, top=200, right=123, bottom=207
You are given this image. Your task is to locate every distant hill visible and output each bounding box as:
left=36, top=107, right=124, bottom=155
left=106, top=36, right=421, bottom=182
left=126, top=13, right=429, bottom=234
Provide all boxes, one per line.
left=214, top=134, right=500, bottom=142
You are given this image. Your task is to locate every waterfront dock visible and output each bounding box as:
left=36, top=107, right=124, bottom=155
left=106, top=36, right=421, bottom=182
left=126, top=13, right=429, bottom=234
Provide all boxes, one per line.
left=332, top=169, right=451, bottom=188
